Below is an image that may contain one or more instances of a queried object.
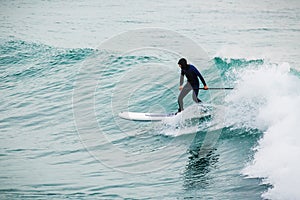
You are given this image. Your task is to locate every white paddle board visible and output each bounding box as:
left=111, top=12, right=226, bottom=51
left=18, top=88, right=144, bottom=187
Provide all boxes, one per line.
left=118, top=111, right=210, bottom=121
left=118, top=111, right=177, bottom=121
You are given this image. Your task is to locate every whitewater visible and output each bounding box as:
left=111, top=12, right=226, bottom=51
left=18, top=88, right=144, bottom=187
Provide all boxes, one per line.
left=223, top=60, right=300, bottom=200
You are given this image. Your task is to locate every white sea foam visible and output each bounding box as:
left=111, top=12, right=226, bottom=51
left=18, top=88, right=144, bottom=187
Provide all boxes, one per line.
left=158, top=104, right=213, bottom=137
left=225, top=62, right=300, bottom=200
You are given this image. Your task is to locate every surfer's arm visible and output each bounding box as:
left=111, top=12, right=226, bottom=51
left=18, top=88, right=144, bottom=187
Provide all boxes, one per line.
left=179, top=70, right=184, bottom=90
left=180, top=70, right=184, bottom=86
left=195, top=69, right=207, bottom=87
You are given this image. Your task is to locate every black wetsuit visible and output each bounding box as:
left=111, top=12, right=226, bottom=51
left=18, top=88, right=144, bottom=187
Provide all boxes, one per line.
left=178, top=64, right=207, bottom=112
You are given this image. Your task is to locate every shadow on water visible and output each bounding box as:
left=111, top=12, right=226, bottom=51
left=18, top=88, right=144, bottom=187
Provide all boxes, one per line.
left=183, top=148, right=219, bottom=190
left=183, top=129, right=220, bottom=191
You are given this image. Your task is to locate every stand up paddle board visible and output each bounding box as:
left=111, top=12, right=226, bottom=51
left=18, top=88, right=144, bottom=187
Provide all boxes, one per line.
left=118, top=111, right=210, bottom=121
left=118, top=111, right=177, bottom=121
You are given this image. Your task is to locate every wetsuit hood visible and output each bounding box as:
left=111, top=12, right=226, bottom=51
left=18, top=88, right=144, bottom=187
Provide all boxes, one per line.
left=178, top=58, right=188, bottom=69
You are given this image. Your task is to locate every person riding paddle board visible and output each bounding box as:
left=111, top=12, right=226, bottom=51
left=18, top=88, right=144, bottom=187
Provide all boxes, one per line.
left=177, top=58, right=208, bottom=114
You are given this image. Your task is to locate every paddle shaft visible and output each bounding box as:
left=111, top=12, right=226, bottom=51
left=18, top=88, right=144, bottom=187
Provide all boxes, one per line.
left=199, top=87, right=234, bottom=90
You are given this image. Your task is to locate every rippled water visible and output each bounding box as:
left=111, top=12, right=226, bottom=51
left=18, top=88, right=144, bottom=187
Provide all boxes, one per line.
left=1, top=0, right=300, bottom=199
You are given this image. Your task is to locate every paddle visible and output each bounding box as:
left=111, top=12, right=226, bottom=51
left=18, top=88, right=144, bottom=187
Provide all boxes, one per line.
left=199, top=87, right=234, bottom=90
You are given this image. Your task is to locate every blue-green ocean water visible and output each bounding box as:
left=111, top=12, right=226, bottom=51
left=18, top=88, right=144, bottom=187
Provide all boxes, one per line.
left=1, top=1, right=300, bottom=199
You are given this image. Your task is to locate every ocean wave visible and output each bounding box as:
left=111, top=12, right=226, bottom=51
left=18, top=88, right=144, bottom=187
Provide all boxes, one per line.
left=0, top=39, right=95, bottom=81
left=222, top=60, right=300, bottom=199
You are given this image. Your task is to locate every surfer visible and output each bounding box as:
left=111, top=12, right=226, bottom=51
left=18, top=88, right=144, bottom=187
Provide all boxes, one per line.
left=177, top=58, right=208, bottom=114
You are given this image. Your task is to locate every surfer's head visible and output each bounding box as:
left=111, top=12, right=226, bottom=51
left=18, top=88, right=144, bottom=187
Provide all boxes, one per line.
left=178, top=58, right=188, bottom=68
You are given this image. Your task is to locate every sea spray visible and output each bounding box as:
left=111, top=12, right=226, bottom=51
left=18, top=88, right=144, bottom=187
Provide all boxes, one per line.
left=224, top=61, right=300, bottom=199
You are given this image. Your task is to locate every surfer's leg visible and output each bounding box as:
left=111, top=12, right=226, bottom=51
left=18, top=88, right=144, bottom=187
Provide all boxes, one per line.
left=192, top=87, right=202, bottom=103
left=178, top=84, right=192, bottom=112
